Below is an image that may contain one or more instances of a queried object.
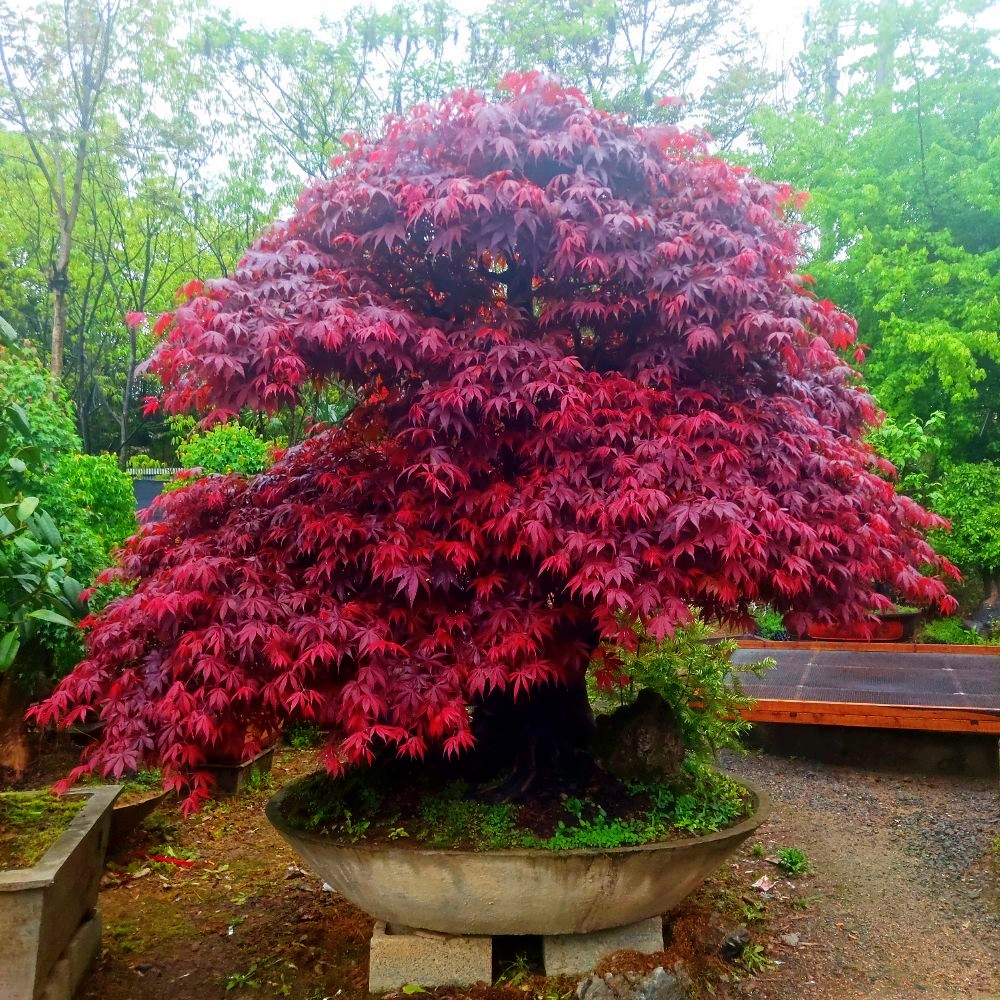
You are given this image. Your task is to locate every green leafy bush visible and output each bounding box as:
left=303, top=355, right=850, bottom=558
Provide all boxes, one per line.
left=866, top=411, right=945, bottom=504
left=592, top=617, right=771, bottom=763
left=0, top=414, right=85, bottom=678
left=177, top=422, right=275, bottom=477
left=918, top=617, right=996, bottom=646
left=0, top=333, right=135, bottom=586
left=284, top=724, right=324, bottom=750
left=751, top=605, right=787, bottom=640
left=0, top=321, right=134, bottom=678
left=930, top=462, right=1000, bottom=584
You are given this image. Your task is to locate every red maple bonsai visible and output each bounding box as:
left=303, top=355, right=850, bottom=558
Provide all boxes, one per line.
left=33, top=74, right=957, bottom=810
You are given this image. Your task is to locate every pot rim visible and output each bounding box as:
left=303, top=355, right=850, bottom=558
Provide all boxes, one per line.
left=266, top=771, right=770, bottom=858
left=112, top=787, right=169, bottom=810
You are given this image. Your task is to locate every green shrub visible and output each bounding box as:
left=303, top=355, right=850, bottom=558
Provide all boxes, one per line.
left=0, top=333, right=135, bottom=583
left=177, top=422, right=274, bottom=477
left=0, top=410, right=85, bottom=678
left=918, top=617, right=996, bottom=646
left=931, top=462, right=1000, bottom=585
left=591, top=616, right=772, bottom=762
left=751, top=605, right=787, bottom=640
left=0, top=321, right=134, bottom=679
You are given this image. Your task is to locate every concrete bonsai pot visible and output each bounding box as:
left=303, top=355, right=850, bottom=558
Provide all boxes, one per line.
left=109, top=788, right=169, bottom=848
left=204, top=744, right=276, bottom=795
left=0, top=784, right=121, bottom=1000
left=265, top=778, right=770, bottom=936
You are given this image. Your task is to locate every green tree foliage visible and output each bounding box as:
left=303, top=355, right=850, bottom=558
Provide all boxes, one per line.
left=177, top=422, right=274, bottom=477
left=866, top=411, right=945, bottom=503
left=0, top=326, right=134, bottom=588
left=930, top=463, right=1000, bottom=588
left=753, top=0, right=1000, bottom=466
left=0, top=323, right=85, bottom=679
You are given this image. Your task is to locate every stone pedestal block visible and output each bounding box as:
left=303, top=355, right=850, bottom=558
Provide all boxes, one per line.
left=543, top=916, right=664, bottom=977
left=368, top=922, right=492, bottom=993
left=36, top=909, right=102, bottom=1000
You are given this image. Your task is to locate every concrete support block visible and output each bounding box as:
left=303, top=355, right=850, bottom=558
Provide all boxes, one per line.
left=38, top=910, right=101, bottom=1000
left=66, top=909, right=102, bottom=994
left=368, top=922, right=492, bottom=993
left=543, top=917, right=664, bottom=977
left=39, top=958, right=70, bottom=1000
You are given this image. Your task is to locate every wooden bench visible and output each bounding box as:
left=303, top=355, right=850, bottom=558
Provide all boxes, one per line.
left=731, top=641, right=1000, bottom=735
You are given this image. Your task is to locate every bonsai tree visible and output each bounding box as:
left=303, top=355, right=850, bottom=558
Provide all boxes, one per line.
left=33, top=75, right=956, bottom=810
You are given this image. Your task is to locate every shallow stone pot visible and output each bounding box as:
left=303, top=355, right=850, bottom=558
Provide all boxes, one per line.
left=205, top=745, right=276, bottom=795
left=266, top=777, right=770, bottom=936
left=0, top=785, right=121, bottom=1000
left=109, top=789, right=169, bottom=848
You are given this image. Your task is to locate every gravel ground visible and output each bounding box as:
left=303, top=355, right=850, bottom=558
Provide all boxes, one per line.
left=23, top=744, right=996, bottom=1000
left=722, top=751, right=1000, bottom=999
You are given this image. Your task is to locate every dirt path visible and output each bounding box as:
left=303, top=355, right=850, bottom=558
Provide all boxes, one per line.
left=65, top=747, right=999, bottom=1000
left=726, top=754, right=1000, bottom=999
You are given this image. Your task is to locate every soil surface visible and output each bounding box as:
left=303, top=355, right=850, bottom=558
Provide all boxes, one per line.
left=723, top=753, right=1000, bottom=999
left=9, top=744, right=995, bottom=1000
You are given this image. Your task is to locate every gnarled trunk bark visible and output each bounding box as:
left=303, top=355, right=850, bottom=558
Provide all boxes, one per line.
left=470, top=672, right=596, bottom=801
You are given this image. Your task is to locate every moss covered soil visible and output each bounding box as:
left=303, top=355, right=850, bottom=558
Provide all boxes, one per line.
left=0, top=790, right=85, bottom=870
left=278, top=757, right=752, bottom=851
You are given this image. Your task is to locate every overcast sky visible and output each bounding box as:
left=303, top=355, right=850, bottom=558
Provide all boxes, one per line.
left=218, top=0, right=817, bottom=76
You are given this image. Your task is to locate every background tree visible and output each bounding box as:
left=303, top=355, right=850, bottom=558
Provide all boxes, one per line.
left=753, top=0, right=1000, bottom=465
left=0, top=0, right=120, bottom=378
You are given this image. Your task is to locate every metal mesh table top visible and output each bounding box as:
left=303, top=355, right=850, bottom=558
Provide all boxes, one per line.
left=730, top=647, right=1000, bottom=709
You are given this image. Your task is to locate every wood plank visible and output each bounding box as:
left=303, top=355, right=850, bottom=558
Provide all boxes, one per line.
left=743, top=698, right=1000, bottom=718
left=736, top=639, right=1000, bottom=656
left=741, top=698, right=1000, bottom=734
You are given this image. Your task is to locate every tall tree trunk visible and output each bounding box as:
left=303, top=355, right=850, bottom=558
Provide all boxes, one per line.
left=0, top=672, right=32, bottom=779
left=470, top=671, right=597, bottom=800
left=967, top=572, right=1000, bottom=634
left=118, top=322, right=137, bottom=468
left=49, top=243, right=71, bottom=380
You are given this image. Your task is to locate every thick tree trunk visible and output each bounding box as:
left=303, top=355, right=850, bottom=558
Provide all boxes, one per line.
left=0, top=672, right=33, bottom=780
left=470, top=672, right=597, bottom=801
left=118, top=323, right=138, bottom=469
left=966, top=572, right=1000, bottom=634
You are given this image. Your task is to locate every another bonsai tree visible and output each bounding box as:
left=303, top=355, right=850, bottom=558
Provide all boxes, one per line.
left=33, top=75, right=956, bottom=810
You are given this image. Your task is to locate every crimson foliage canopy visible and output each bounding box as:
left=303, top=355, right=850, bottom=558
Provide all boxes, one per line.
left=35, top=74, right=956, bottom=809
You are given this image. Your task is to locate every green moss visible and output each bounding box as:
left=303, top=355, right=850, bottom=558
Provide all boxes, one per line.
left=105, top=900, right=198, bottom=954
left=0, top=791, right=85, bottom=870
left=280, top=758, right=752, bottom=851
left=82, top=768, right=163, bottom=806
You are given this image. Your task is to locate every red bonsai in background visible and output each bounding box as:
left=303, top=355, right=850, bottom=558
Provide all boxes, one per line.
left=33, top=74, right=957, bottom=810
